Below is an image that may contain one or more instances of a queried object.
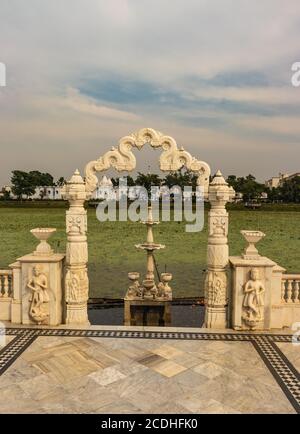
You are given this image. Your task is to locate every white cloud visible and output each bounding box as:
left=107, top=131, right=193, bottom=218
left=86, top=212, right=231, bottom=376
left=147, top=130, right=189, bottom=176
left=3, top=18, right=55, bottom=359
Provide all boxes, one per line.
left=238, top=116, right=300, bottom=136
left=0, top=0, right=300, bottom=184
left=180, top=85, right=300, bottom=106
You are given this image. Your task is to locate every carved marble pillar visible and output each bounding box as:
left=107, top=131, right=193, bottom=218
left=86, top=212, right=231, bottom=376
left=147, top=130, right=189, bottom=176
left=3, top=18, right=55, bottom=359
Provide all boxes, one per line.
left=62, top=170, right=90, bottom=324
left=205, top=170, right=235, bottom=329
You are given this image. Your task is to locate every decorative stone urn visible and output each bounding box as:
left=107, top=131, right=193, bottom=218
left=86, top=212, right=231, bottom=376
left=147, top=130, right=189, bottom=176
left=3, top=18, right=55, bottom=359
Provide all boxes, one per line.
left=241, top=230, right=265, bottom=259
left=142, top=279, right=156, bottom=299
left=161, top=273, right=172, bottom=296
left=30, top=228, right=56, bottom=256
left=127, top=272, right=141, bottom=298
left=128, top=272, right=140, bottom=283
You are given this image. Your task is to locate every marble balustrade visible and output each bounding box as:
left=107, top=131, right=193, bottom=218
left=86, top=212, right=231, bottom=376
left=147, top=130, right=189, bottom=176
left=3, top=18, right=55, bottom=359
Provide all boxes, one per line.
left=281, top=274, right=300, bottom=303
left=0, top=270, right=13, bottom=298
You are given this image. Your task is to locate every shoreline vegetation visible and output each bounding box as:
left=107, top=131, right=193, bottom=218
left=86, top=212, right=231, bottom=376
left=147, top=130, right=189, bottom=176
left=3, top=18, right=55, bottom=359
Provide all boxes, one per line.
left=0, top=200, right=300, bottom=212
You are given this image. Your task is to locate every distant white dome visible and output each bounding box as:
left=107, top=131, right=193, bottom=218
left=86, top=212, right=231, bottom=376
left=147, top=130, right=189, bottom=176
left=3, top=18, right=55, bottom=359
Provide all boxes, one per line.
left=99, top=175, right=113, bottom=187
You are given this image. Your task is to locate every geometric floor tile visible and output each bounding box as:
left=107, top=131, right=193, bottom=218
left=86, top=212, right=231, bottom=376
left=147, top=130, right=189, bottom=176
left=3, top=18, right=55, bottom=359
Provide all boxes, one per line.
left=0, top=327, right=299, bottom=414
left=148, top=359, right=187, bottom=378
left=193, top=361, right=227, bottom=379
left=136, top=352, right=187, bottom=377
left=88, top=367, right=126, bottom=386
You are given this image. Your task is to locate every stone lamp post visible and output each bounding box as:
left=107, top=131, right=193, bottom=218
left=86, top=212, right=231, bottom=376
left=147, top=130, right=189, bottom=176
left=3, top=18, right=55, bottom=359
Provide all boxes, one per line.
left=61, top=169, right=90, bottom=325
left=205, top=170, right=235, bottom=329
left=135, top=206, right=165, bottom=287
left=124, top=206, right=172, bottom=326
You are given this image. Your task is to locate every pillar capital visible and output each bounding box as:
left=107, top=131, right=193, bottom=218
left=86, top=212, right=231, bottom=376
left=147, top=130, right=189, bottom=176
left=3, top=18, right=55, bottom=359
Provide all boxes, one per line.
left=208, top=170, right=235, bottom=207
left=61, top=169, right=91, bottom=204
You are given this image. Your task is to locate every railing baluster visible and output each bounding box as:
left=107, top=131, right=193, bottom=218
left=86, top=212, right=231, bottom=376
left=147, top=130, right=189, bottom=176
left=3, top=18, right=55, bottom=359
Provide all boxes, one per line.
left=0, top=270, right=13, bottom=298
left=281, top=279, right=286, bottom=302
left=3, top=275, right=9, bottom=297
left=282, top=275, right=300, bottom=304
left=295, top=280, right=300, bottom=303
left=287, top=280, right=293, bottom=303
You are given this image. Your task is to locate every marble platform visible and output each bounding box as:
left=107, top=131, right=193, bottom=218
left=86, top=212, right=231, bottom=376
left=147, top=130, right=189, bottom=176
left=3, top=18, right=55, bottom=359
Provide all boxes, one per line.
left=0, top=325, right=299, bottom=414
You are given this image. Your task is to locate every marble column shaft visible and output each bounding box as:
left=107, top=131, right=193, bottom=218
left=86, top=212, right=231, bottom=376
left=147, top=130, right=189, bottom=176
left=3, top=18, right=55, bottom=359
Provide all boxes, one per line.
left=205, top=170, right=235, bottom=329
left=62, top=170, right=90, bottom=325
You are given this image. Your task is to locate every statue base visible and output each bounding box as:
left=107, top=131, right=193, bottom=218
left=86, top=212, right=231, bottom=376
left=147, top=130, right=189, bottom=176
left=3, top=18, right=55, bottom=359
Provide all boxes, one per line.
left=229, top=256, right=276, bottom=331
left=10, top=253, right=65, bottom=326
left=124, top=298, right=171, bottom=326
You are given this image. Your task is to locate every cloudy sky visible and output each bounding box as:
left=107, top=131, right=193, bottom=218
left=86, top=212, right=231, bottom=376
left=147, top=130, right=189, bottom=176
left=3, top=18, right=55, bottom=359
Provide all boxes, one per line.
left=0, top=0, right=300, bottom=185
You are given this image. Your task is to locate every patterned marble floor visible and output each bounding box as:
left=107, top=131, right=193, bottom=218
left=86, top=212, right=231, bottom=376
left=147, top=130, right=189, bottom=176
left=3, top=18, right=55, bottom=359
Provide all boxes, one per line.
left=0, top=327, right=299, bottom=414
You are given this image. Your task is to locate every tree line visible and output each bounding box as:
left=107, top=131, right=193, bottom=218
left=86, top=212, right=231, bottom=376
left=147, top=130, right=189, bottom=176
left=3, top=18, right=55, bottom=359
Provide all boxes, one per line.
left=227, top=174, right=300, bottom=203
left=112, top=172, right=300, bottom=203
left=1, top=169, right=300, bottom=203
left=1, top=171, right=66, bottom=200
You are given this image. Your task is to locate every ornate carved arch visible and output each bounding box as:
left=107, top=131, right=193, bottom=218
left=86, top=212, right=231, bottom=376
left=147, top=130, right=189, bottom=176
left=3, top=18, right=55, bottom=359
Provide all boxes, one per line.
left=85, top=127, right=211, bottom=194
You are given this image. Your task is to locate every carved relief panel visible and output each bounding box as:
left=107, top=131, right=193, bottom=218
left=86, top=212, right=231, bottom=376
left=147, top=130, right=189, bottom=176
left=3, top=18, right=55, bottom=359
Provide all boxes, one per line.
left=27, top=265, right=50, bottom=325
left=205, top=271, right=228, bottom=307
left=209, top=214, right=228, bottom=238
left=242, top=268, right=265, bottom=330
left=65, top=268, right=89, bottom=304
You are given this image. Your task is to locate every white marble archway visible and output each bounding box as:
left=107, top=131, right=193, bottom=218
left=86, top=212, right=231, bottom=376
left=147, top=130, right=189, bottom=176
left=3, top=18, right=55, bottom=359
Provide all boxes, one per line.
left=84, top=127, right=211, bottom=195
left=62, top=128, right=236, bottom=327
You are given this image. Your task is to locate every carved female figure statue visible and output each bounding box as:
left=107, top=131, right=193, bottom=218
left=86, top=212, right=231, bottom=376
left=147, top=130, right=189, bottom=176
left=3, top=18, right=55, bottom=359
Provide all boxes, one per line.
left=67, top=273, right=80, bottom=302
left=243, top=268, right=265, bottom=328
left=27, top=266, right=49, bottom=324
